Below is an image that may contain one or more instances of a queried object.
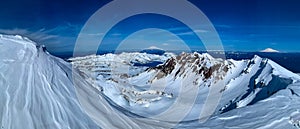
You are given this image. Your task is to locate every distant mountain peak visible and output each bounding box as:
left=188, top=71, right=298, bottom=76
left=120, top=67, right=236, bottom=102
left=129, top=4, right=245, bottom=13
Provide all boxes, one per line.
left=260, top=48, right=279, bottom=53
left=145, top=46, right=164, bottom=50
left=141, top=46, right=165, bottom=55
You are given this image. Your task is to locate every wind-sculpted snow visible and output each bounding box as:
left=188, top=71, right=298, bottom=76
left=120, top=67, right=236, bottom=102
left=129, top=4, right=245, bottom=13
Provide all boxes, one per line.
left=0, top=34, right=100, bottom=128
left=1, top=34, right=300, bottom=128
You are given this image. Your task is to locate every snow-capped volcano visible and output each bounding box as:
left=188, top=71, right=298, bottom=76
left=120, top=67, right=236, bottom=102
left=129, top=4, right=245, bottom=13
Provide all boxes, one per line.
left=260, top=48, right=280, bottom=53
left=140, top=46, right=165, bottom=55
left=1, top=34, right=300, bottom=128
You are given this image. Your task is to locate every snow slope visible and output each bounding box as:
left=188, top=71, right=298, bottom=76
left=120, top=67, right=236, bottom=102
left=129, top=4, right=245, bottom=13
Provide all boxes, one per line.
left=1, top=34, right=300, bottom=129
left=72, top=49, right=300, bottom=128
left=0, top=34, right=99, bottom=128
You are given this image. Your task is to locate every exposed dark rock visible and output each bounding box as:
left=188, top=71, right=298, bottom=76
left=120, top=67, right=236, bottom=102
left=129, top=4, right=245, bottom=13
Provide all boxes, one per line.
left=148, top=53, right=229, bottom=84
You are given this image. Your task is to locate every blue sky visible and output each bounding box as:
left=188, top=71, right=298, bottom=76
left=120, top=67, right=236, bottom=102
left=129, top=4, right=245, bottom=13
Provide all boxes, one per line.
left=1, top=0, right=300, bottom=57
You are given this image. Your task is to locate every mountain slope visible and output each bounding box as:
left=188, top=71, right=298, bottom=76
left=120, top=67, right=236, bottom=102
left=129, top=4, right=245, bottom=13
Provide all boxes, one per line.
left=0, top=34, right=99, bottom=129
left=71, top=50, right=300, bottom=128
left=0, top=34, right=180, bottom=129
left=1, top=34, right=300, bottom=128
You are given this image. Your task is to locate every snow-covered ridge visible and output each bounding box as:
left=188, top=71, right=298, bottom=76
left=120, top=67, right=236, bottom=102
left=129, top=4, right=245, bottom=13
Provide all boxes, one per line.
left=0, top=34, right=36, bottom=45
left=69, top=52, right=175, bottom=65
left=0, top=34, right=99, bottom=128
left=69, top=52, right=175, bottom=79
left=2, top=34, right=300, bottom=128
left=146, top=52, right=231, bottom=84
left=71, top=48, right=300, bottom=124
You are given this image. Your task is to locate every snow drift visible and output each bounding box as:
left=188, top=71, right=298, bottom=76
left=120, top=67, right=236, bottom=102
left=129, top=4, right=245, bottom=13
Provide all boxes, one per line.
left=0, top=34, right=99, bottom=128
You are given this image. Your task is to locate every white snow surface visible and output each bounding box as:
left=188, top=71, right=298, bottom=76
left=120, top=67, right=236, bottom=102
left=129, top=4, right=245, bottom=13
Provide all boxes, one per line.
left=0, top=34, right=99, bottom=128
left=1, top=34, right=300, bottom=129
left=260, top=48, right=280, bottom=53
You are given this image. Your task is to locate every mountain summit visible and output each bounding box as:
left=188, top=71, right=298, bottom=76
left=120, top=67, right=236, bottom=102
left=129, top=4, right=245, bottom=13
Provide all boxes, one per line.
left=260, top=48, right=280, bottom=53
left=140, top=46, right=165, bottom=55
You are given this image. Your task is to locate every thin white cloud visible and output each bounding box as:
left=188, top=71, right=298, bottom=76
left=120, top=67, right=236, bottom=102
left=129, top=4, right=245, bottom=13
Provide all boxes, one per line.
left=167, top=39, right=183, bottom=42
left=215, top=24, right=232, bottom=28
left=0, top=28, right=59, bottom=42
left=149, top=26, right=209, bottom=35
left=270, top=42, right=277, bottom=45
left=162, top=43, right=169, bottom=46
left=111, top=33, right=122, bottom=36
left=85, top=33, right=104, bottom=36
left=194, top=29, right=209, bottom=33
left=176, top=29, right=209, bottom=36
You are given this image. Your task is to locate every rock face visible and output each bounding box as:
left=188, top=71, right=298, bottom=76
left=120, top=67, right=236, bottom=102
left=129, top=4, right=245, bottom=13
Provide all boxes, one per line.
left=148, top=52, right=231, bottom=86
